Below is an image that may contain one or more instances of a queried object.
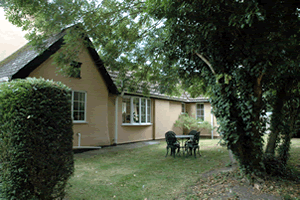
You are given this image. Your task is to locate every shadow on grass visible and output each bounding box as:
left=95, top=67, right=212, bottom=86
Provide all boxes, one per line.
left=67, top=139, right=229, bottom=200
left=67, top=139, right=300, bottom=200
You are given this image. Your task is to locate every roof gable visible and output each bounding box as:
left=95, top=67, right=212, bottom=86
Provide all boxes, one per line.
left=0, top=32, right=64, bottom=79
left=0, top=31, right=119, bottom=94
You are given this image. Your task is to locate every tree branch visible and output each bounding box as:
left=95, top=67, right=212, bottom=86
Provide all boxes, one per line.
left=195, top=52, right=216, bottom=75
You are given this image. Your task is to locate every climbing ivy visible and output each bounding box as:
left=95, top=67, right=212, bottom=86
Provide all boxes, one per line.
left=145, top=0, right=300, bottom=177
left=2, top=0, right=300, bottom=178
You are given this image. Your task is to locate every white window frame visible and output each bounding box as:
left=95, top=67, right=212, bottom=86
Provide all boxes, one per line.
left=122, top=96, right=151, bottom=125
left=196, top=103, right=204, bottom=121
left=71, top=90, right=87, bottom=123
left=181, top=103, right=186, bottom=114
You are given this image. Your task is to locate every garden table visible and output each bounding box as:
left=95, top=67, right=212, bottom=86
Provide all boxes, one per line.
left=175, top=135, right=194, bottom=156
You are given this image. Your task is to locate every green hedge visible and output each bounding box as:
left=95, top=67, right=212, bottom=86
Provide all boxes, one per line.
left=0, top=78, right=74, bottom=200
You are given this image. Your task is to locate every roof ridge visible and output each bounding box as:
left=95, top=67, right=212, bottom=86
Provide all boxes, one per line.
left=107, top=70, right=209, bottom=102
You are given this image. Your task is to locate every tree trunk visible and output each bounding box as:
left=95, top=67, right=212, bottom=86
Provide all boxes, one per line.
left=228, top=150, right=237, bottom=164
left=214, top=73, right=265, bottom=176
left=265, top=87, right=286, bottom=156
left=279, top=97, right=300, bottom=164
left=242, top=73, right=264, bottom=174
left=230, top=74, right=265, bottom=175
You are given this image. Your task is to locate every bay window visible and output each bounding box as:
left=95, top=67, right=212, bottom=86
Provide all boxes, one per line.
left=122, top=96, right=151, bottom=125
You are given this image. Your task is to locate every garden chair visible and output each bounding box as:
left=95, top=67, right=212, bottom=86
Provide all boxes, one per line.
left=165, top=131, right=180, bottom=158
left=185, top=130, right=201, bottom=158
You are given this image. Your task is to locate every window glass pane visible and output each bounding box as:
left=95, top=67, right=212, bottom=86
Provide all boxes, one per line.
left=182, top=103, right=185, bottom=113
left=141, top=115, right=146, bottom=122
left=141, top=99, right=146, bottom=123
left=133, top=98, right=139, bottom=123
left=147, top=99, right=151, bottom=123
left=79, top=102, right=85, bottom=111
left=73, top=112, right=79, bottom=120
left=122, top=97, right=131, bottom=123
left=74, top=92, right=79, bottom=101
left=74, top=102, right=79, bottom=110
left=79, top=112, right=85, bottom=120
left=80, top=93, right=85, bottom=101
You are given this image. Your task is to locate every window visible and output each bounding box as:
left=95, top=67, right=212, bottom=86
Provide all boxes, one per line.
left=69, top=61, right=82, bottom=78
left=181, top=103, right=186, bottom=113
left=72, top=91, right=87, bottom=122
left=196, top=103, right=204, bottom=121
left=122, top=98, right=131, bottom=123
left=122, top=96, right=151, bottom=124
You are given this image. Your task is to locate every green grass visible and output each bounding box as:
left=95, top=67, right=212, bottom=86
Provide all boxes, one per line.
left=65, top=138, right=300, bottom=200
left=288, top=138, right=300, bottom=168
left=65, top=139, right=228, bottom=200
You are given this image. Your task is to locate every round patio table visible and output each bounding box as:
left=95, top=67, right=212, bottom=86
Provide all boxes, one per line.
left=175, top=135, right=194, bottom=156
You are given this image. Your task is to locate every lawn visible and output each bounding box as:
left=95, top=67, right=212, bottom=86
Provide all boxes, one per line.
left=65, top=139, right=229, bottom=200
left=65, top=138, right=300, bottom=200
left=288, top=138, right=300, bottom=168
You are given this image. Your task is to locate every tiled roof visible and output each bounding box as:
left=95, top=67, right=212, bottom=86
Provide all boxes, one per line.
left=0, top=32, right=65, bottom=79
left=108, top=71, right=209, bottom=103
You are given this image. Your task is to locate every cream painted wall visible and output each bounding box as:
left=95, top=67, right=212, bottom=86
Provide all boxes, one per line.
left=107, top=94, right=116, bottom=144
left=154, top=99, right=183, bottom=139
left=169, top=101, right=184, bottom=134
left=29, top=46, right=111, bottom=146
left=187, top=103, right=196, bottom=118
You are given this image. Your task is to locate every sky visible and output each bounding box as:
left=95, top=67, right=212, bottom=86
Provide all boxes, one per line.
left=0, top=8, right=28, bottom=61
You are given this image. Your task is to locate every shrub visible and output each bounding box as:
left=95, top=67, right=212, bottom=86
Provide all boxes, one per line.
left=174, top=113, right=213, bottom=134
left=263, top=155, right=300, bottom=180
left=0, top=78, right=74, bottom=200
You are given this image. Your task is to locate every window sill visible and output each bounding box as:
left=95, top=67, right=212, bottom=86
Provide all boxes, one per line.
left=122, top=123, right=152, bottom=126
left=73, top=121, right=88, bottom=124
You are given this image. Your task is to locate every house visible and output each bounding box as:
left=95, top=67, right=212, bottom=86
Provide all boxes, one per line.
left=0, top=29, right=219, bottom=148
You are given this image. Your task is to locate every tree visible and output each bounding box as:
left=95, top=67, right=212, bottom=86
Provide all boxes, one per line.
left=145, top=0, right=300, bottom=176
left=265, top=74, right=300, bottom=163
left=2, top=0, right=300, bottom=177
left=0, top=0, right=180, bottom=94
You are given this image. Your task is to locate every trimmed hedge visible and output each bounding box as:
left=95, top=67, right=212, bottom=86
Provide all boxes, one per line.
left=0, top=78, right=74, bottom=200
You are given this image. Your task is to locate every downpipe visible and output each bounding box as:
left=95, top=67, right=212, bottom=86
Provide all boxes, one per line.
left=77, top=132, right=81, bottom=147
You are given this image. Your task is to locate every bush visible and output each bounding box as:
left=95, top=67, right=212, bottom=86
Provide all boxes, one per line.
left=263, top=155, right=300, bottom=181
left=174, top=113, right=213, bottom=134
left=0, top=78, right=74, bottom=200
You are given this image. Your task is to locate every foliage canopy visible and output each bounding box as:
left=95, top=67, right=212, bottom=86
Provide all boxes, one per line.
left=1, top=0, right=300, bottom=177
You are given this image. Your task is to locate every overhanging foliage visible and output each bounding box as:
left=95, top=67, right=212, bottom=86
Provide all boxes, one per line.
left=1, top=0, right=300, bottom=177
